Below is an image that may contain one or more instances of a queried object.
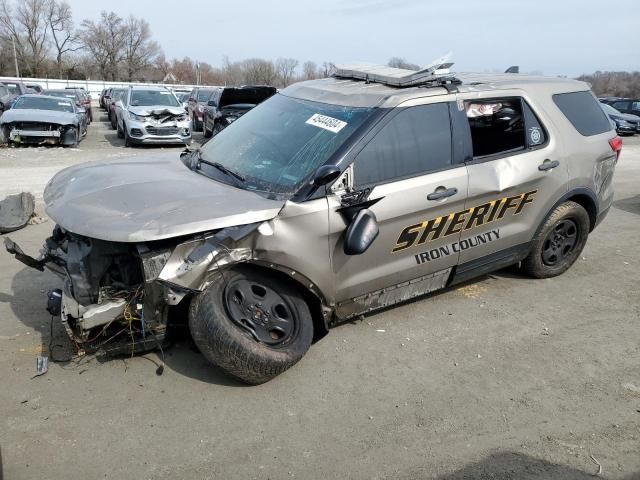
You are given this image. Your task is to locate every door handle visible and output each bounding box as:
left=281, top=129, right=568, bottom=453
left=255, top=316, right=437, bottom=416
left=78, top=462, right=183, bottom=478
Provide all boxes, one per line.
left=538, top=159, right=560, bottom=171
left=427, top=187, right=458, bottom=201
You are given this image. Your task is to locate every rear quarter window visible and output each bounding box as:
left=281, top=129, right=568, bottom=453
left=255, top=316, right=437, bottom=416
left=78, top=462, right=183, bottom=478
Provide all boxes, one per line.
left=553, top=91, right=612, bottom=136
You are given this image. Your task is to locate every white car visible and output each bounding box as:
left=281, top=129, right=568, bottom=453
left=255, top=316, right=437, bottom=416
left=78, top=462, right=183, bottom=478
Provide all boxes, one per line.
left=115, top=86, right=191, bottom=147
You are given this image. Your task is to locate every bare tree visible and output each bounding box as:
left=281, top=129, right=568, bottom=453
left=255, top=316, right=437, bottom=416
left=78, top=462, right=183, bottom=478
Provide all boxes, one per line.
left=275, top=57, right=298, bottom=87
left=302, top=60, right=318, bottom=80
left=387, top=57, right=420, bottom=70
left=242, top=58, right=277, bottom=85
left=0, top=0, right=49, bottom=76
left=122, top=15, right=160, bottom=81
left=80, top=11, right=125, bottom=80
left=320, top=61, right=336, bottom=78
left=46, top=0, right=80, bottom=78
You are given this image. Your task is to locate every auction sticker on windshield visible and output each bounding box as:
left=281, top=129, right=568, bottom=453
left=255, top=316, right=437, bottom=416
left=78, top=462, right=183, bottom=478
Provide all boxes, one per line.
left=306, top=113, right=347, bottom=133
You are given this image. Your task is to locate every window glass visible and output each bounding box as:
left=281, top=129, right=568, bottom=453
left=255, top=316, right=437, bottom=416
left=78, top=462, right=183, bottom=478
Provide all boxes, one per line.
left=553, top=91, right=612, bottom=136
left=353, top=103, right=452, bottom=186
left=522, top=100, right=547, bottom=147
left=611, top=101, right=630, bottom=111
left=632, top=101, right=640, bottom=111
left=465, top=98, right=525, bottom=157
left=130, top=90, right=180, bottom=107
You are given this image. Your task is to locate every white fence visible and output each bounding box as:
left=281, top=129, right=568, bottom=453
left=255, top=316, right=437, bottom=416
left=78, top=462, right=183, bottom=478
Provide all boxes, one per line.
left=0, top=76, right=206, bottom=97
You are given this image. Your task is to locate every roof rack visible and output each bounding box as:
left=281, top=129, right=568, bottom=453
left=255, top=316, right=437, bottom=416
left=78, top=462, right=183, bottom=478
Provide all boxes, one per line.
left=334, top=54, right=461, bottom=91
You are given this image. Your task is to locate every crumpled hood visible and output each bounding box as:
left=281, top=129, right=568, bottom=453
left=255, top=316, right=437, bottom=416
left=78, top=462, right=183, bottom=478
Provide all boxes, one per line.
left=0, top=109, right=78, bottom=125
left=43, top=152, right=285, bottom=243
left=128, top=105, right=185, bottom=117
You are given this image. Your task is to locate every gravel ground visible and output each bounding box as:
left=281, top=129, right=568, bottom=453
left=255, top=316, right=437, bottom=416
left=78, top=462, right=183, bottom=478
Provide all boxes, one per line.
left=0, top=107, right=639, bottom=480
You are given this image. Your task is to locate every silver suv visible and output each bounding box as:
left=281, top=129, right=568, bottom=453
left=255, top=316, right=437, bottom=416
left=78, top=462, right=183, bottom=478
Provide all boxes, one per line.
left=5, top=63, right=620, bottom=384
left=114, top=86, right=191, bottom=147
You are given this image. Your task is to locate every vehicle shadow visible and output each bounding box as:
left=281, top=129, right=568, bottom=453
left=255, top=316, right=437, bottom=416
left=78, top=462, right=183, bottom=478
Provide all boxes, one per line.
left=2, top=265, right=245, bottom=386
left=612, top=195, right=640, bottom=216
left=430, top=451, right=638, bottom=480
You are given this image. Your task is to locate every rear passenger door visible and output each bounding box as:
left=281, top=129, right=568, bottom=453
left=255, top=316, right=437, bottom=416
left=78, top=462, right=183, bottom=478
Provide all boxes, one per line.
left=329, top=100, right=468, bottom=317
left=456, top=92, right=569, bottom=274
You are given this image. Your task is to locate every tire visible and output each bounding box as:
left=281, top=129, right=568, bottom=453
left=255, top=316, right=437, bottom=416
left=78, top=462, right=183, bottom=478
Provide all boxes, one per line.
left=189, top=267, right=314, bottom=385
left=521, top=201, right=590, bottom=278
left=203, top=116, right=212, bottom=138
left=123, top=124, right=132, bottom=147
left=117, top=120, right=124, bottom=138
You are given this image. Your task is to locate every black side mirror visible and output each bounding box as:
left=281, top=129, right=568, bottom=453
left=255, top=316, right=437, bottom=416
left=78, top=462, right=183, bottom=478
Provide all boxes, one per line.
left=313, top=165, right=341, bottom=186
left=207, top=100, right=217, bottom=107
left=344, top=209, right=379, bottom=255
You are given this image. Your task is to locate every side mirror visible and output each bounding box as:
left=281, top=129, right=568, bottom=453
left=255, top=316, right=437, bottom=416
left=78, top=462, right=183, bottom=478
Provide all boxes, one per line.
left=344, top=209, right=379, bottom=255
left=207, top=100, right=217, bottom=107
left=313, top=165, right=341, bottom=186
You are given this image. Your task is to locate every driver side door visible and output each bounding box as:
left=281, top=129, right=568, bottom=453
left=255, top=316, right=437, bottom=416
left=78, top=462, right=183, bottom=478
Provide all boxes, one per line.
left=328, top=100, right=469, bottom=319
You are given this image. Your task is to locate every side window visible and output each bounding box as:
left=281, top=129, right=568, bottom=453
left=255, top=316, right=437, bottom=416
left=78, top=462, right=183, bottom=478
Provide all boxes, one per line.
left=553, top=91, right=612, bottom=136
left=522, top=100, right=547, bottom=148
left=632, top=101, right=640, bottom=111
left=465, top=97, right=526, bottom=158
left=611, top=101, right=630, bottom=111
left=353, top=103, right=452, bottom=187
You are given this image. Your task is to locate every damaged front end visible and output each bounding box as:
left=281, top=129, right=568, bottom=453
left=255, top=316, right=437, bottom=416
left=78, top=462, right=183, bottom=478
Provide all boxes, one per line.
left=2, top=121, right=78, bottom=146
left=4, top=223, right=256, bottom=356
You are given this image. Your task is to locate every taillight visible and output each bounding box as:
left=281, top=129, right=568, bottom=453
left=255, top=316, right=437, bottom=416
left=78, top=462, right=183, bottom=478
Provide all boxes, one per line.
left=609, top=136, right=622, bottom=161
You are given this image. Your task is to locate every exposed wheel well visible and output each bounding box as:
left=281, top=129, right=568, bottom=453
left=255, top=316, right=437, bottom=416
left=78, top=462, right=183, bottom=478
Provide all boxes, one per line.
left=566, top=193, right=597, bottom=231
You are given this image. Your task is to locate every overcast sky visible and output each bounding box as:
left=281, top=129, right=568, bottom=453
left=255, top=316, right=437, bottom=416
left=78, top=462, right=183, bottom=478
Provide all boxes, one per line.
left=66, top=0, right=639, bottom=77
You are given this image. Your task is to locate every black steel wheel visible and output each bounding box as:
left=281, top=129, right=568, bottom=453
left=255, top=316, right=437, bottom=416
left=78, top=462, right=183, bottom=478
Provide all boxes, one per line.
left=522, top=201, right=590, bottom=278
left=189, top=266, right=314, bottom=384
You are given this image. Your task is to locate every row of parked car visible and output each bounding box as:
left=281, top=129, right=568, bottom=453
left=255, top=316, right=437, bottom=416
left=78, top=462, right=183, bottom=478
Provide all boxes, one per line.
left=599, top=97, right=640, bottom=135
left=0, top=79, right=94, bottom=146
left=97, top=84, right=276, bottom=146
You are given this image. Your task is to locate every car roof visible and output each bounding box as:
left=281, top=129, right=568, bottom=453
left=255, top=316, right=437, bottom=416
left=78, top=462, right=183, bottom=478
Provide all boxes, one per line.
left=129, top=85, right=170, bottom=91
left=282, top=72, right=590, bottom=108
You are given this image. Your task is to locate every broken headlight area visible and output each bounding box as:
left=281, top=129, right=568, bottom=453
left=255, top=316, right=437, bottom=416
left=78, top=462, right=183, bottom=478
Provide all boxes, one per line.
left=4, top=223, right=259, bottom=357
left=4, top=122, right=78, bottom=146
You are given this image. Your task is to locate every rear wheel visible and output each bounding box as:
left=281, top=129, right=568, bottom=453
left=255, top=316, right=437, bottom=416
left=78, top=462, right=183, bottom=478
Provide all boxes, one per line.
left=189, top=267, right=314, bottom=384
left=521, top=201, right=590, bottom=278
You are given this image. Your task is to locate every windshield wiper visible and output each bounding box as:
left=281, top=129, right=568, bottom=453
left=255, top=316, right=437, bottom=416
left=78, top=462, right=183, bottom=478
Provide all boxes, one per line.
left=194, top=150, right=246, bottom=183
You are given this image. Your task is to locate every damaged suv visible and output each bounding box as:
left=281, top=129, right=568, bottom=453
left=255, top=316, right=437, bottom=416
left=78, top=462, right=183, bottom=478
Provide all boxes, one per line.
left=5, top=63, right=619, bottom=384
left=115, top=86, right=191, bottom=147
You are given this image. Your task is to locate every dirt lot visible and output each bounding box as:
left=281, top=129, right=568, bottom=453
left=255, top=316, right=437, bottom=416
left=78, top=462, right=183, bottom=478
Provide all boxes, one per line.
left=0, top=108, right=639, bottom=480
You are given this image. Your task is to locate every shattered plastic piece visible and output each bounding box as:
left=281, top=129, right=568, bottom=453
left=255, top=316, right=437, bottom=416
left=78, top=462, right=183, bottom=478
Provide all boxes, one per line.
left=0, top=192, right=35, bottom=233
left=34, top=356, right=48, bottom=377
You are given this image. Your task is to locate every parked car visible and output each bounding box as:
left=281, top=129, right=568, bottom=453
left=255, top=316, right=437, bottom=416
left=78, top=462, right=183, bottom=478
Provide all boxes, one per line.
left=98, top=88, right=108, bottom=108
left=600, top=97, right=640, bottom=118
left=4, top=64, right=620, bottom=384
left=0, top=94, right=86, bottom=146
left=115, top=85, right=190, bottom=146
left=44, top=89, right=92, bottom=125
left=65, top=87, right=93, bottom=122
left=187, top=87, right=217, bottom=131
left=202, top=85, right=276, bottom=138
left=107, top=88, right=128, bottom=128
left=600, top=102, right=639, bottom=135
left=0, top=80, right=30, bottom=106
left=100, top=87, right=113, bottom=109
left=0, top=82, right=13, bottom=113
left=25, top=83, right=43, bottom=94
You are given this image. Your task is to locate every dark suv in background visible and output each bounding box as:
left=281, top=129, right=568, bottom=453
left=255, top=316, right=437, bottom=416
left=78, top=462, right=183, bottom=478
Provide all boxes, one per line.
left=600, top=102, right=639, bottom=135
left=600, top=97, right=640, bottom=118
left=202, top=85, right=276, bottom=138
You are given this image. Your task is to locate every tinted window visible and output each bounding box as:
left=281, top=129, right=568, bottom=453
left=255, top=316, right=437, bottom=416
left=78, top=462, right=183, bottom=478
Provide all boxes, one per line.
left=611, top=101, right=630, bottom=111
left=197, top=89, right=213, bottom=101
left=354, top=103, right=452, bottom=186
left=553, top=91, right=612, bottom=136
left=130, top=90, right=179, bottom=107
left=632, top=101, right=640, bottom=111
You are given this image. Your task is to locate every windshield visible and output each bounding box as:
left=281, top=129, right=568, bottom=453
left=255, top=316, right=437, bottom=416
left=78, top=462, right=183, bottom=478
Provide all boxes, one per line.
left=197, top=94, right=374, bottom=195
left=601, top=103, right=620, bottom=115
left=197, top=89, right=214, bottom=101
left=45, top=91, right=77, bottom=101
left=14, top=96, right=74, bottom=113
left=130, top=90, right=179, bottom=107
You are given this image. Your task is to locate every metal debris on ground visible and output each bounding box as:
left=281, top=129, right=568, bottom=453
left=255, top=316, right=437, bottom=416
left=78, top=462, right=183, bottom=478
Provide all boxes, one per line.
left=34, top=355, right=48, bottom=377
left=0, top=192, right=35, bottom=234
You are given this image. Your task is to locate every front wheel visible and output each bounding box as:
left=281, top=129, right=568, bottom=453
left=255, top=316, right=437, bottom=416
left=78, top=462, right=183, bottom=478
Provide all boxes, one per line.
left=521, top=201, right=590, bottom=278
left=189, top=267, right=314, bottom=384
